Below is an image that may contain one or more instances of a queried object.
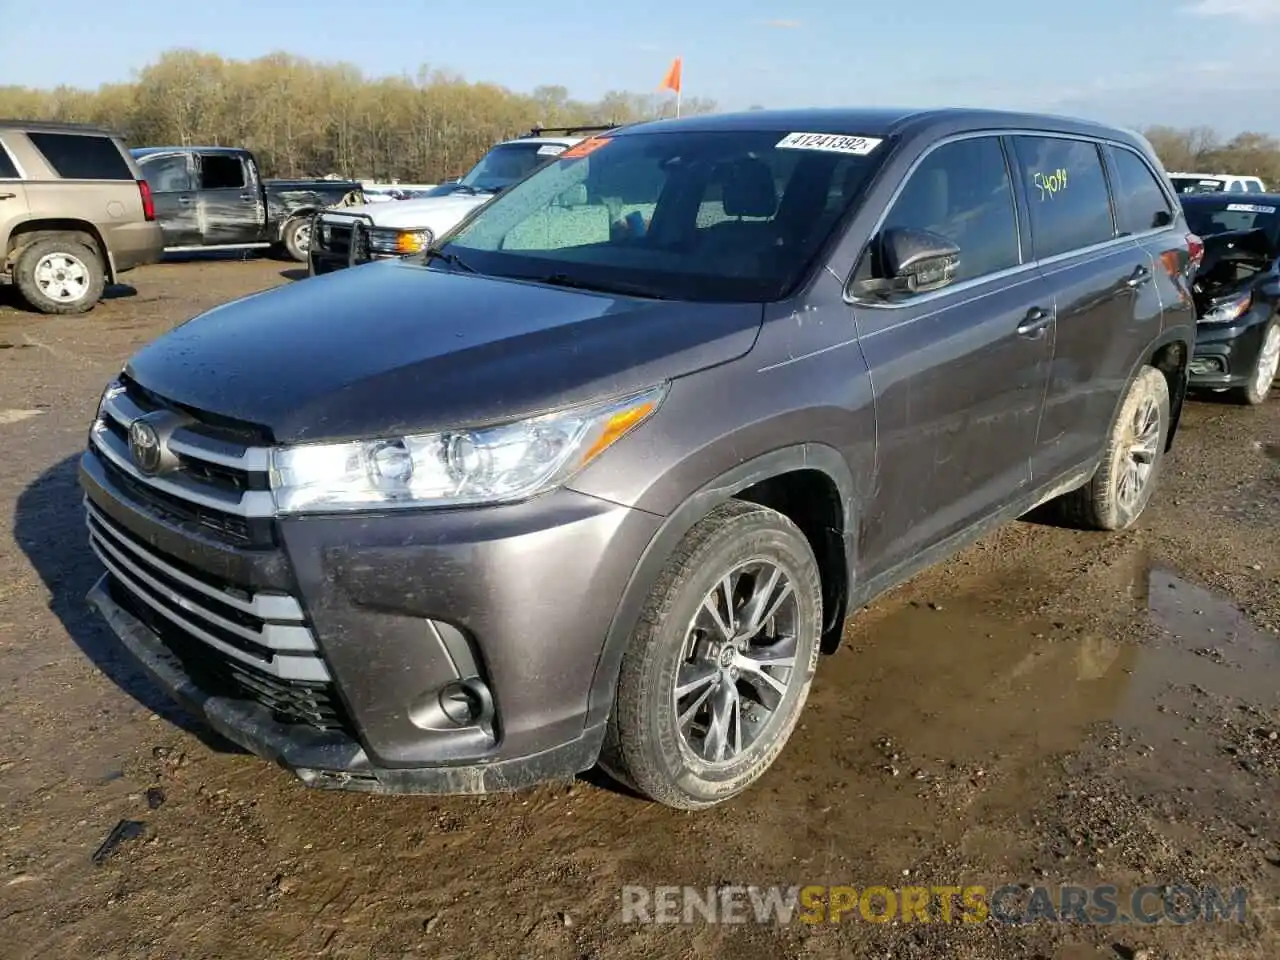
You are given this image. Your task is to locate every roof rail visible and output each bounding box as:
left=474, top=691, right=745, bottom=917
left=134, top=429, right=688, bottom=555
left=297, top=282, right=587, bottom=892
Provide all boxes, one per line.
left=0, top=118, right=119, bottom=136
left=519, top=123, right=620, bottom=139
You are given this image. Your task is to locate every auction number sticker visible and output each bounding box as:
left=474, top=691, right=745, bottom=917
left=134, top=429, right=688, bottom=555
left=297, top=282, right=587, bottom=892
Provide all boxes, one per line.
left=776, top=132, right=884, bottom=155
left=1226, top=203, right=1276, bottom=214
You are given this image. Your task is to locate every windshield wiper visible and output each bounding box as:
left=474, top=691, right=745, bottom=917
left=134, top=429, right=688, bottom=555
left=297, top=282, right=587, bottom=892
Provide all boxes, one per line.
left=529, top=273, right=670, bottom=300
left=423, top=245, right=477, bottom=273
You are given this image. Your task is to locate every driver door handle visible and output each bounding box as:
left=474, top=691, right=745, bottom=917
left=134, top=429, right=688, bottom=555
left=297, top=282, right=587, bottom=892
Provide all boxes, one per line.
left=0, top=192, right=15, bottom=200
left=1017, top=306, right=1054, bottom=338
left=1125, top=265, right=1152, bottom=288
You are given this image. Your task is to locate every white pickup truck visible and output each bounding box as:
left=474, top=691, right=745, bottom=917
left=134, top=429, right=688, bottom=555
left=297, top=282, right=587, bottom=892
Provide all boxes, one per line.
left=308, top=125, right=617, bottom=274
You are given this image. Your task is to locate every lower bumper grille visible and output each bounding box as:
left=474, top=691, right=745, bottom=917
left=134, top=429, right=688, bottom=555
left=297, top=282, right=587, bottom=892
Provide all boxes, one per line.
left=109, top=576, right=353, bottom=733
left=87, top=501, right=355, bottom=735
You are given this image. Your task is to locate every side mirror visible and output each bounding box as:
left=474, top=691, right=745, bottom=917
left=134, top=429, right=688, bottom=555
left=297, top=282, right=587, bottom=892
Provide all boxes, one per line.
left=852, top=227, right=960, bottom=298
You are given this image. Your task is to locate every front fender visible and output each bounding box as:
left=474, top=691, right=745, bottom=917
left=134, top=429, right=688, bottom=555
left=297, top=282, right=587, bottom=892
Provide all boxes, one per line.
left=583, top=443, right=856, bottom=730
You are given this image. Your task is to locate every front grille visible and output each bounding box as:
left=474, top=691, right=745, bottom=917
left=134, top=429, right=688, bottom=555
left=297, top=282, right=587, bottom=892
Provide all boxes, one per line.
left=317, top=215, right=373, bottom=266
left=89, top=502, right=354, bottom=734
left=88, top=377, right=276, bottom=548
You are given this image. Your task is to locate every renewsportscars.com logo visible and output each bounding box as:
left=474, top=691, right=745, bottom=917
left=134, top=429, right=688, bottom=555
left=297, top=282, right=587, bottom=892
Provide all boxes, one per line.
left=620, top=884, right=1249, bottom=926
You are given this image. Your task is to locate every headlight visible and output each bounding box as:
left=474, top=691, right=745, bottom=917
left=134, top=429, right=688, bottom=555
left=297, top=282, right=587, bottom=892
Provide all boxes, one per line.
left=367, top=227, right=433, bottom=256
left=1199, top=291, right=1252, bottom=325
left=269, top=384, right=666, bottom=514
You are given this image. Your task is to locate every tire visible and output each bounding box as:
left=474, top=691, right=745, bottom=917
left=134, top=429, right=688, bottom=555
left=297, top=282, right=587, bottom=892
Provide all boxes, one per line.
left=281, top=216, right=313, bottom=262
left=1228, top=318, right=1279, bottom=406
left=600, top=500, right=824, bottom=810
left=14, top=235, right=106, bottom=315
left=1057, top=365, right=1170, bottom=531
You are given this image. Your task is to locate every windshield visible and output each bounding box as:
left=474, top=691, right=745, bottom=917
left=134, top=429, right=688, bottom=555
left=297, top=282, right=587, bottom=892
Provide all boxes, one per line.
left=437, top=129, right=886, bottom=302
left=456, top=142, right=568, bottom=193
left=1182, top=199, right=1280, bottom=243
left=1171, top=176, right=1224, bottom=194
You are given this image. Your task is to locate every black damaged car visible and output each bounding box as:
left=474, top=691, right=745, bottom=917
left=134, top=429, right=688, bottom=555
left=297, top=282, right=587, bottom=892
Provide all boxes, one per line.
left=1179, top=194, right=1280, bottom=405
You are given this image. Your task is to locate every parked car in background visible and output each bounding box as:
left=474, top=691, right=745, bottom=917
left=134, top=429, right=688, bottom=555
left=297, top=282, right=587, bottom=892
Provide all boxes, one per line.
left=1169, top=172, right=1267, bottom=194
left=1179, top=193, right=1280, bottom=404
left=308, top=125, right=618, bottom=274
left=0, top=120, right=163, bottom=315
left=131, top=146, right=364, bottom=262
left=80, top=107, right=1197, bottom=810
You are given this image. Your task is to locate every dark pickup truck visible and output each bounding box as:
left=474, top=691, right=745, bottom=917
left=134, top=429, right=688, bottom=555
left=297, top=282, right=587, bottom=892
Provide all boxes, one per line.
left=130, top=146, right=363, bottom=262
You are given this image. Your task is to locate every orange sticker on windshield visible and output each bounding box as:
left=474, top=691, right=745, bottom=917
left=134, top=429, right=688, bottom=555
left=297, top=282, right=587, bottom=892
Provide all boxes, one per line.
left=560, top=137, right=610, bottom=159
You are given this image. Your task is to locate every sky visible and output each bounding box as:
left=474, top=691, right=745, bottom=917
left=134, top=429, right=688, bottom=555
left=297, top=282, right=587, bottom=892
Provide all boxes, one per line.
left=2, top=0, right=1279, bottom=136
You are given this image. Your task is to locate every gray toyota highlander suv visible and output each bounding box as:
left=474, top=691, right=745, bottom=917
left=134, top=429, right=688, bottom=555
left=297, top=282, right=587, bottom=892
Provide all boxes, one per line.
left=79, top=108, right=1198, bottom=809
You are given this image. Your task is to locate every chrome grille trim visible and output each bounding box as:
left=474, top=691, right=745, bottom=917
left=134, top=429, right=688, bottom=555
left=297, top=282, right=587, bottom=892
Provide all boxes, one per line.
left=168, top=430, right=271, bottom=472
left=84, top=501, right=300, bottom=621
left=93, top=546, right=330, bottom=682
left=89, top=420, right=276, bottom=518
left=86, top=501, right=329, bottom=684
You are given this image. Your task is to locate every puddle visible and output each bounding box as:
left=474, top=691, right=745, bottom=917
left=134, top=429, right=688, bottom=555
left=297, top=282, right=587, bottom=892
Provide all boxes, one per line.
left=717, top=555, right=1278, bottom=877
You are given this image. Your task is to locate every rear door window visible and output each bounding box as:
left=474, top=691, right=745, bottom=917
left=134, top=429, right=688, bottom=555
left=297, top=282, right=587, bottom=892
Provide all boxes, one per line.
left=1011, top=136, right=1114, bottom=259
left=1105, top=147, right=1174, bottom=236
left=25, top=132, right=133, bottom=180
left=879, top=135, right=1021, bottom=283
left=199, top=154, right=246, bottom=190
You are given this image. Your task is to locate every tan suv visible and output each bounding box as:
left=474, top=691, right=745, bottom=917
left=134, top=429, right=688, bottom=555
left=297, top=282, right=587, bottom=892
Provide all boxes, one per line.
left=0, top=120, right=164, bottom=315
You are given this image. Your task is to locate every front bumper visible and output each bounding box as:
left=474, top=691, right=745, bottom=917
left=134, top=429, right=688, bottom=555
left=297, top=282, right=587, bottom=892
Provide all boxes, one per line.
left=88, top=576, right=605, bottom=793
left=1188, top=309, right=1274, bottom=388
left=308, top=246, right=398, bottom=275
left=80, top=447, right=662, bottom=794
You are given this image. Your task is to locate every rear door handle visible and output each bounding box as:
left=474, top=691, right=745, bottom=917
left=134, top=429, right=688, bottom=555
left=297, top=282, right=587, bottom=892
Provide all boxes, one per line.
left=177, top=196, right=193, bottom=205
left=1017, top=306, right=1054, bottom=338
left=239, top=193, right=254, bottom=201
left=1125, top=265, right=1152, bottom=288
left=0, top=192, right=15, bottom=200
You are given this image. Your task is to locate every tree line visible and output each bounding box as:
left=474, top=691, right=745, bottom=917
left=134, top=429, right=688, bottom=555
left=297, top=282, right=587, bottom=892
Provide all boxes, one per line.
left=3, top=51, right=1279, bottom=187
left=0, top=49, right=716, bottom=183
left=1140, top=126, right=1280, bottom=183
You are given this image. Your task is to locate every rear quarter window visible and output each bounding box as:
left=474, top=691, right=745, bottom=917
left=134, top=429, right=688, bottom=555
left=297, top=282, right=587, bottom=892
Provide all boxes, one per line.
left=0, top=140, right=19, bottom=179
left=1105, top=146, right=1174, bottom=235
left=26, top=132, right=133, bottom=180
left=1011, top=136, right=1114, bottom=259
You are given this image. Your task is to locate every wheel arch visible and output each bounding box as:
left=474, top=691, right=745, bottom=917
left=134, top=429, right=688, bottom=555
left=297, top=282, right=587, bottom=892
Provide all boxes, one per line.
left=276, top=208, right=319, bottom=241
left=1111, top=328, right=1192, bottom=454
left=5, top=218, right=113, bottom=281
left=584, top=444, right=857, bottom=731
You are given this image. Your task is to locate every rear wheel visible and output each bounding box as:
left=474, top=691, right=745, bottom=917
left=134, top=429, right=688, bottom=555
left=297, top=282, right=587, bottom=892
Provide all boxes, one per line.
left=14, top=235, right=106, bottom=315
left=600, top=500, right=823, bottom=810
left=1230, top=318, right=1279, bottom=406
left=281, top=216, right=312, bottom=262
left=1057, top=365, right=1170, bottom=531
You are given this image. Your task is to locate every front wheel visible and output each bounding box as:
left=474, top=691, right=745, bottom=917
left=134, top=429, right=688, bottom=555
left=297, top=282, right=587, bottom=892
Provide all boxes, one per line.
left=601, top=500, right=823, bottom=810
left=1057, top=365, right=1170, bottom=531
left=1230, top=318, right=1279, bottom=406
left=281, top=216, right=313, bottom=262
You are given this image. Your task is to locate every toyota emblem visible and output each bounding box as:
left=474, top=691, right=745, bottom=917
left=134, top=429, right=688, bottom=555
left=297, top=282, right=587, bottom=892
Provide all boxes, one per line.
left=128, top=419, right=162, bottom=475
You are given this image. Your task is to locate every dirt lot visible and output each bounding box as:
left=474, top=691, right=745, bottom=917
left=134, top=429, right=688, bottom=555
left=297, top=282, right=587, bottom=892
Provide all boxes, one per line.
left=1, top=259, right=1278, bottom=960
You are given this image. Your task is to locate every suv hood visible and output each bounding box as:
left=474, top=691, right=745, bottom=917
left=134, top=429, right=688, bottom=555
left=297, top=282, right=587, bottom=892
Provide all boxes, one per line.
left=323, top=193, right=490, bottom=231
left=124, top=260, right=763, bottom=444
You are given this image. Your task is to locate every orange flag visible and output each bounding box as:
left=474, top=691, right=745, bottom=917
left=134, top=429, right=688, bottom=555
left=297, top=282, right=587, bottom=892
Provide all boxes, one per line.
left=659, top=57, right=682, bottom=95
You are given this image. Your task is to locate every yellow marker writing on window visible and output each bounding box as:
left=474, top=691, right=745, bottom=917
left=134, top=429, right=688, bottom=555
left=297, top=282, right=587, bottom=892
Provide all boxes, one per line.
left=1033, top=168, right=1069, bottom=201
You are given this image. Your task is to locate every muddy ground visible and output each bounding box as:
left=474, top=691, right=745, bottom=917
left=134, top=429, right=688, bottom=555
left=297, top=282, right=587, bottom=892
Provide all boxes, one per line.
left=1, top=258, right=1277, bottom=960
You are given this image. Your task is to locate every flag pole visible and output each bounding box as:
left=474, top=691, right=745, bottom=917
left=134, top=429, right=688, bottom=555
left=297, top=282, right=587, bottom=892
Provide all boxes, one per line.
left=676, top=55, right=682, bottom=117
